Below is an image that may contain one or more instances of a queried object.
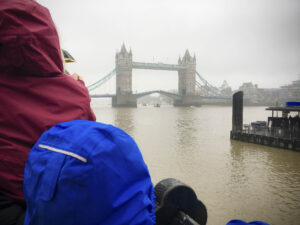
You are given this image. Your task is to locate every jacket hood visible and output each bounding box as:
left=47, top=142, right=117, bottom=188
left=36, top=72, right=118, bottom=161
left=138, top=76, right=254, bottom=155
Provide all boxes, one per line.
left=23, top=120, right=155, bottom=225
left=0, top=0, right=64, bottom=76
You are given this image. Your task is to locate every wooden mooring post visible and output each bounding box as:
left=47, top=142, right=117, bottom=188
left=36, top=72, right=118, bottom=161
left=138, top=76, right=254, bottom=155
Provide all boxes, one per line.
left=232, top=91, right=243, bottom=133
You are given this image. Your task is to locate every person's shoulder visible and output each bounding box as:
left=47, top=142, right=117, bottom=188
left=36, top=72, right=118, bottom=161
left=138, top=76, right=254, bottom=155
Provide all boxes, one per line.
left=62, top=74, right=88, bottom=90
left=52, top=74, right=91, bottom=101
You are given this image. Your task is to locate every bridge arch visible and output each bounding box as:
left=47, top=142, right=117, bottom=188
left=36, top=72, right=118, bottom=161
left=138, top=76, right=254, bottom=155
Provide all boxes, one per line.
left=135, top=90, right=181, bottom=100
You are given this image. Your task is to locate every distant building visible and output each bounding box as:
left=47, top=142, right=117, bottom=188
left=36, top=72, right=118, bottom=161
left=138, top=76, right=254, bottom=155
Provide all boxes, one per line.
left=238, top=82, right=262, bottom=104
left=238, top=77, right=300, bottom=106
left=219, top=80, right=232, bottom=96
left=258, top=88, right=280, bottom=105
left=279, top=77, right=300, bottom=103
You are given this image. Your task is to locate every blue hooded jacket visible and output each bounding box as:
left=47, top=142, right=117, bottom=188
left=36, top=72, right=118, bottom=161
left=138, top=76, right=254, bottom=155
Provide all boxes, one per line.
left=23, top=120, right=156, bottom=225
left=226, top=220, right=269, bottom=225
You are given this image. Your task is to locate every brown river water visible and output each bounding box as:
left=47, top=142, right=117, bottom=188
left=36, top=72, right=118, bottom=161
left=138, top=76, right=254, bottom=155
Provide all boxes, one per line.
left=92, top=102, right=300, bottom=225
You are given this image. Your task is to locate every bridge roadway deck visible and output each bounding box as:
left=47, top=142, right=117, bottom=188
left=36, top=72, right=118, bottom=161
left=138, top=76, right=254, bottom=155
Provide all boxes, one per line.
left=132, top=62, right=186, bottom=71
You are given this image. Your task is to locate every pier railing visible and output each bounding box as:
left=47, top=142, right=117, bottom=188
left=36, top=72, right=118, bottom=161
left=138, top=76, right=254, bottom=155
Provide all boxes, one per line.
left=242, top=126, right=300, bottom=140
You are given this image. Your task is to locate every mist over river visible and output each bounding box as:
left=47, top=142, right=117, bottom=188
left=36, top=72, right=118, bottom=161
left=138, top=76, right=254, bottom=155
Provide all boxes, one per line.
left=92, top=102, right=300, bottom=225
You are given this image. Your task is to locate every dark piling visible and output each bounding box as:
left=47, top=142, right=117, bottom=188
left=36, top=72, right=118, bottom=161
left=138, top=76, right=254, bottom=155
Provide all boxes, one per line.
left=232, top=91, right=243, bottom=132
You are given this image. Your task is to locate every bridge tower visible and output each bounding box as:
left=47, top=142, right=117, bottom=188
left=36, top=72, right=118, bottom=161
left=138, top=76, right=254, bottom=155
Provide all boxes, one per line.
left=178, top=50, right=196, bottom=96
left=175, top=50, right=201, bottom=106
left=115, top=43, right=132, bottom=95
left=113, top=44, right=137, bottom=107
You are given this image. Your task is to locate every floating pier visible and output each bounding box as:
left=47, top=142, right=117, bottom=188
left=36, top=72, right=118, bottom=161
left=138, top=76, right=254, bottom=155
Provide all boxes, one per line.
left=230, top=92, right=300, bottom=151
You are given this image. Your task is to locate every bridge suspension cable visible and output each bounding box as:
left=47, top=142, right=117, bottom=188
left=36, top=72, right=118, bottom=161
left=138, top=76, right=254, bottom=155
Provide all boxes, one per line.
left=195, top=71, right=222, bottom=96
left=87, top=67, right=119, bottom=92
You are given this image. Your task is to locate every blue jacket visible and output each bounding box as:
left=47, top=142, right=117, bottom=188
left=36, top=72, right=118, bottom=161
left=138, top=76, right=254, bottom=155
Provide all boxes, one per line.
left=23, top=120, right=155, bottom=225
left=227, top=220, right=269, bottom=225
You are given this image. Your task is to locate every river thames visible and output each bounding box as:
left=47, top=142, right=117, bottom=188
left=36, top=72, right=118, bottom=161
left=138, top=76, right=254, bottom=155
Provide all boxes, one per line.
left=92, top=102, right=300, bottom=225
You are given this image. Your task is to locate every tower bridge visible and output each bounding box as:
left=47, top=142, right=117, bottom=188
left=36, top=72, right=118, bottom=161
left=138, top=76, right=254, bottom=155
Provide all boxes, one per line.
left=88, top=44, right=231, bottom=107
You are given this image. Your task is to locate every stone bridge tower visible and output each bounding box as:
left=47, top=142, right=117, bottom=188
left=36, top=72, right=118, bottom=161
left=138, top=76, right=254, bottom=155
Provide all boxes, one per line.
left=113, top=44, right=137, bottom=107
left=178, top=50, right=196, bottom=96
left=115, top=44, right=133, bottom=95
left=175, top=50, right=201, bottom=106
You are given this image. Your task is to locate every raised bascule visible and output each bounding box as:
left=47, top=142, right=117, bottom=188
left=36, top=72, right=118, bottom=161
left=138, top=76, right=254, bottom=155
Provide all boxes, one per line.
left=88, top=44, right=230, bottom=107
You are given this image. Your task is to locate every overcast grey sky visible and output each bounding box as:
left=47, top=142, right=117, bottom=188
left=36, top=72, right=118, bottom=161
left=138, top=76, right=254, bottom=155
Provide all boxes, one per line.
left=38, top=0, right=300, bottom=93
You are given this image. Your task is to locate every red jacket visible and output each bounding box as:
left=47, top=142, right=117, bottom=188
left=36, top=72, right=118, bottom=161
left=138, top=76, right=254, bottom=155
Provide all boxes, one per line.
left=0, top=0, right=96, bottom=205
